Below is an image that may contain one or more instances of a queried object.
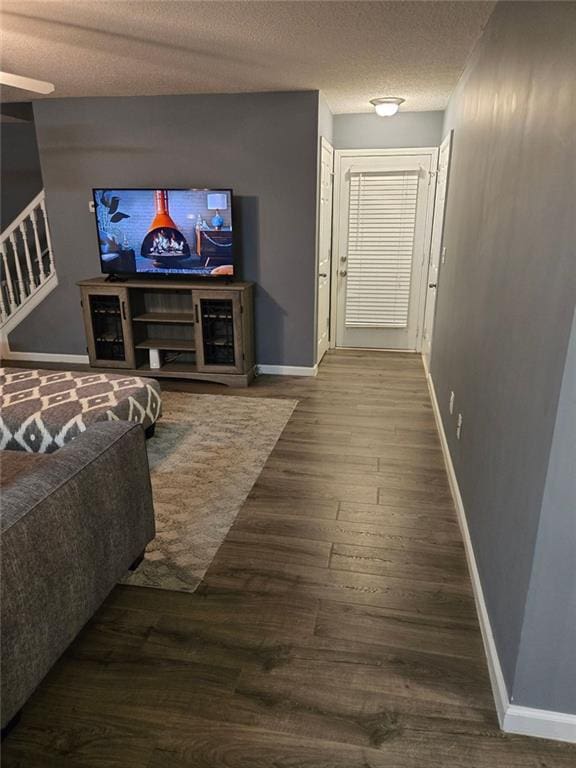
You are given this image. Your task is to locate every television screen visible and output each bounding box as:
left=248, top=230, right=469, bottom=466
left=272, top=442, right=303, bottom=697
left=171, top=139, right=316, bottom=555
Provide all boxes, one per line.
left=92, top=188, right=234, bottom=277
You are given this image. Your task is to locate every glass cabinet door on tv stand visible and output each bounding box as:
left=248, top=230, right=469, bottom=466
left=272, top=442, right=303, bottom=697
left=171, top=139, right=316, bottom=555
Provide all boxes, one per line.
left=193, top=290, right=244, bottom=374
left=80, top=285, right=136, bottom=369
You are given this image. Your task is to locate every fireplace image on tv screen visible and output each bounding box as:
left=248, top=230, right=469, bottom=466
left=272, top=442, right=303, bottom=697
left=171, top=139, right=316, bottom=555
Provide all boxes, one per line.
left=92, top=188, right=234, bottom=277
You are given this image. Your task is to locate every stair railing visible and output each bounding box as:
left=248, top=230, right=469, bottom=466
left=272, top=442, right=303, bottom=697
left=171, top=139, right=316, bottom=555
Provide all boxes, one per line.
left=0, top=190, right=56, bottom=328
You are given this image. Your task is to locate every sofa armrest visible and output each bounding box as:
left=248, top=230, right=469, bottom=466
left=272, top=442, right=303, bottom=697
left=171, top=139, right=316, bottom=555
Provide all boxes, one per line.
left=1, top=421, right=151, bottom=531
left=1, top=421, right=155, bottom=725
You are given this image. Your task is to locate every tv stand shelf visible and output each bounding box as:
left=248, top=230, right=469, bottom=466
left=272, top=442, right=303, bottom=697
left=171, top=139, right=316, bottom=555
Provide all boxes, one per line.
left=133, top=312, right=196, bottom=324
left=134, top=338, right=196, bottom=351
left=78, top=277, right=254, bottom=386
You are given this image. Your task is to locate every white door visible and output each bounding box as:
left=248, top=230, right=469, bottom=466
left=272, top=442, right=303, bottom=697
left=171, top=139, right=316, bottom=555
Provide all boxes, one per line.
left=334, top=150, right=437, bottom=351
left=422, top=131, right=453, bottom=369
left=317, top=137, right=334, bottom=362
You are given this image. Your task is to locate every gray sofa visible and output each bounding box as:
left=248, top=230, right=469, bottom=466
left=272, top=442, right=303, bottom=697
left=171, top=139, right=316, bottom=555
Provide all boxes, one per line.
left=0, top=421, right=155, bottom=728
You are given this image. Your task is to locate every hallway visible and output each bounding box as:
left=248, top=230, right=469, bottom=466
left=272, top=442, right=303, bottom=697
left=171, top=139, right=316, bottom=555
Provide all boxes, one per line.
left=3, top=350, right=575, bottom=766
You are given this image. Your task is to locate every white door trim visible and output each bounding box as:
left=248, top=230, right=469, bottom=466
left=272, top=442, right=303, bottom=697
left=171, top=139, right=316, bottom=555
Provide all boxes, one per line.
left=422, top=131, right=453, bottom=368
left=315, top=136, right=334, bottom=364
left=330, top=147, right=439, bottom=351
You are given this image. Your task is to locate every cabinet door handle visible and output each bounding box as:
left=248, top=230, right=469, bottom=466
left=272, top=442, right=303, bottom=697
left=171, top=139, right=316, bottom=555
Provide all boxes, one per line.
left=121, top=300, right=127, bottom=320
left=194, top=304, right=199, bottom=323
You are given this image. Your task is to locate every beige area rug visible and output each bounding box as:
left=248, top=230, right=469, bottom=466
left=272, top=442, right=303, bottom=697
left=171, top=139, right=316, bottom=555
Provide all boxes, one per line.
left=125, top=391, right=297, bottom=593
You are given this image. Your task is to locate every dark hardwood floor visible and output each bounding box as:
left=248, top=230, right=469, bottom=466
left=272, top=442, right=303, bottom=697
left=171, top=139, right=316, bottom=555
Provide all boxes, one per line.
left=3, top=350, right=575, bottom=767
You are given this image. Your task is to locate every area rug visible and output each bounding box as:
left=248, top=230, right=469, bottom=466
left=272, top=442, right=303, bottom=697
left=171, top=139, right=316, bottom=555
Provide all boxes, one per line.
left=124, top=391, right=297, bottom=593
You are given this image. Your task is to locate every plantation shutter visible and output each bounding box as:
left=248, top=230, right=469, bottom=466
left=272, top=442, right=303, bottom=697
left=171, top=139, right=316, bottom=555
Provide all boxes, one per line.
left=345, top=170, right=419, bottom=328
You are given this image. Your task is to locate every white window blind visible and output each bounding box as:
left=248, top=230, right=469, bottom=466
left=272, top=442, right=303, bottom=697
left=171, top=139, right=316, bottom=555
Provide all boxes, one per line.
left=345, top=170, right=419, bottom=328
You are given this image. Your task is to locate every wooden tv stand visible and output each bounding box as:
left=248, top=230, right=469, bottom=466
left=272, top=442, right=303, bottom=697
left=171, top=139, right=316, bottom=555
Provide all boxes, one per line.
left=78, top=277, right=254, bottom=386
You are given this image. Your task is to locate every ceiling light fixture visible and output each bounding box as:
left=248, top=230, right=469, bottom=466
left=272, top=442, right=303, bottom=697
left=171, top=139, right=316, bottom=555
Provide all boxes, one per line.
left=370, top=97, right=405, bottom=117
left=0, top=72, right=55, bottom=95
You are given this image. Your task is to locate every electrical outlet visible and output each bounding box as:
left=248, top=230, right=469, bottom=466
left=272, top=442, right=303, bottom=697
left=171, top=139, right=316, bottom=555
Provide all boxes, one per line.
left=89, top=200, right=95, bottom=213
left=449, top=391, right=455, bottom=415
left=456, top=413, right=463, bottom=440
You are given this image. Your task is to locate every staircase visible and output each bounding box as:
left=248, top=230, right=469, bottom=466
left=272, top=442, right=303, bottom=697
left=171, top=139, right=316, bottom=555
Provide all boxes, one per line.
left=0, top=190, right=58, bottom=337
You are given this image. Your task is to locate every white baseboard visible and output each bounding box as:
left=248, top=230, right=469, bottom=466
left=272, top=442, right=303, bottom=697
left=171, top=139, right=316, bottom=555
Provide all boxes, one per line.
left=421, top=352, right=430, bottom=376
left=425, top=368, right=509, bottom=726
left=2, top=350, right=89, bottom=365
left=504, top=705, right=576, bottom=743
left=257, top=364, right=318, bottom=377
left=425, top=366, right=576, bottom=744
left=1, top=355, right=318, bottom=378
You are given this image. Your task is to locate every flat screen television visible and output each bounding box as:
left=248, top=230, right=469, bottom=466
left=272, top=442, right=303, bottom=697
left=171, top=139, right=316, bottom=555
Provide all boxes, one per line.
left=92, top=188, right=234, bottom=278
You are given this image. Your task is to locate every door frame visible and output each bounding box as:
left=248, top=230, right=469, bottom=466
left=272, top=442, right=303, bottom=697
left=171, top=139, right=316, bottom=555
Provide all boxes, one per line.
left=330, top=147, right=439, bottom=352
left=315, top=136, right=335, bottom=365
left=422, top=131, right=453, bottom=371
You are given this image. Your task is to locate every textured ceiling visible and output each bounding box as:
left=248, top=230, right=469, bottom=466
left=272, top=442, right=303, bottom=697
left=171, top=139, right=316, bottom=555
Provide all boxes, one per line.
left=0, top=1, right=495, bottom=113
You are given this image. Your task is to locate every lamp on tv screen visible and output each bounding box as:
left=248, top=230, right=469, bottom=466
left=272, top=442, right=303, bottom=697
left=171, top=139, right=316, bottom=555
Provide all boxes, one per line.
left=92, top=188, right=234, bottom=277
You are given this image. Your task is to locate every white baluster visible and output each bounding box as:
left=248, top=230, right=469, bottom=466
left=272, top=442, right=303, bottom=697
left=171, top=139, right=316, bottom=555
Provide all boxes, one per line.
left=31, top=205, right=47, bottom=281
left=9, top=232, right=26, bottom=303
left=40, top=198, right=55, bottom=275
left=19, top=220, right=36, bottom=292
left=0, top=258, right=7, bottom=321
left=1, top=241, right=17, bottom=310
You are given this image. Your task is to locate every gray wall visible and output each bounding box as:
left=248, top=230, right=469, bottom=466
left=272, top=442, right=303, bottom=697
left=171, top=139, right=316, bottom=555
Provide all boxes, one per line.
left=333, top=110, right=443, bottom=149
left=10, top=91, right=319, bottom=367
left=513, top=309, right=576, bottom=712
left=431, top=1, right=576, bottom=709
left=1, top=119, right=43, bottom=231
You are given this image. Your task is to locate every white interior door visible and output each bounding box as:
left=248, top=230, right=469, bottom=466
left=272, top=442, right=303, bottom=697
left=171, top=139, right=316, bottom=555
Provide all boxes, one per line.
left=334, top=150, right=437, bottom=351
left=422, top=131, right=453, bottom=369
left=317, top=137, right=334, bottom=363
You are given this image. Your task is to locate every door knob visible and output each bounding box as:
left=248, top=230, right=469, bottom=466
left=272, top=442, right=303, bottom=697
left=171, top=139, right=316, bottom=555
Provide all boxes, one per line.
left=319, top=272, right=327, bottom=278
left=340, top=270, right=347, bottom=277
left=429, top=283, right=437, bottom=288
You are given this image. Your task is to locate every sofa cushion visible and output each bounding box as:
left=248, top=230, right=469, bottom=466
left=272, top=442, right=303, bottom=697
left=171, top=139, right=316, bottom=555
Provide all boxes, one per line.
left=0, top=368, right=162, bottom=453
